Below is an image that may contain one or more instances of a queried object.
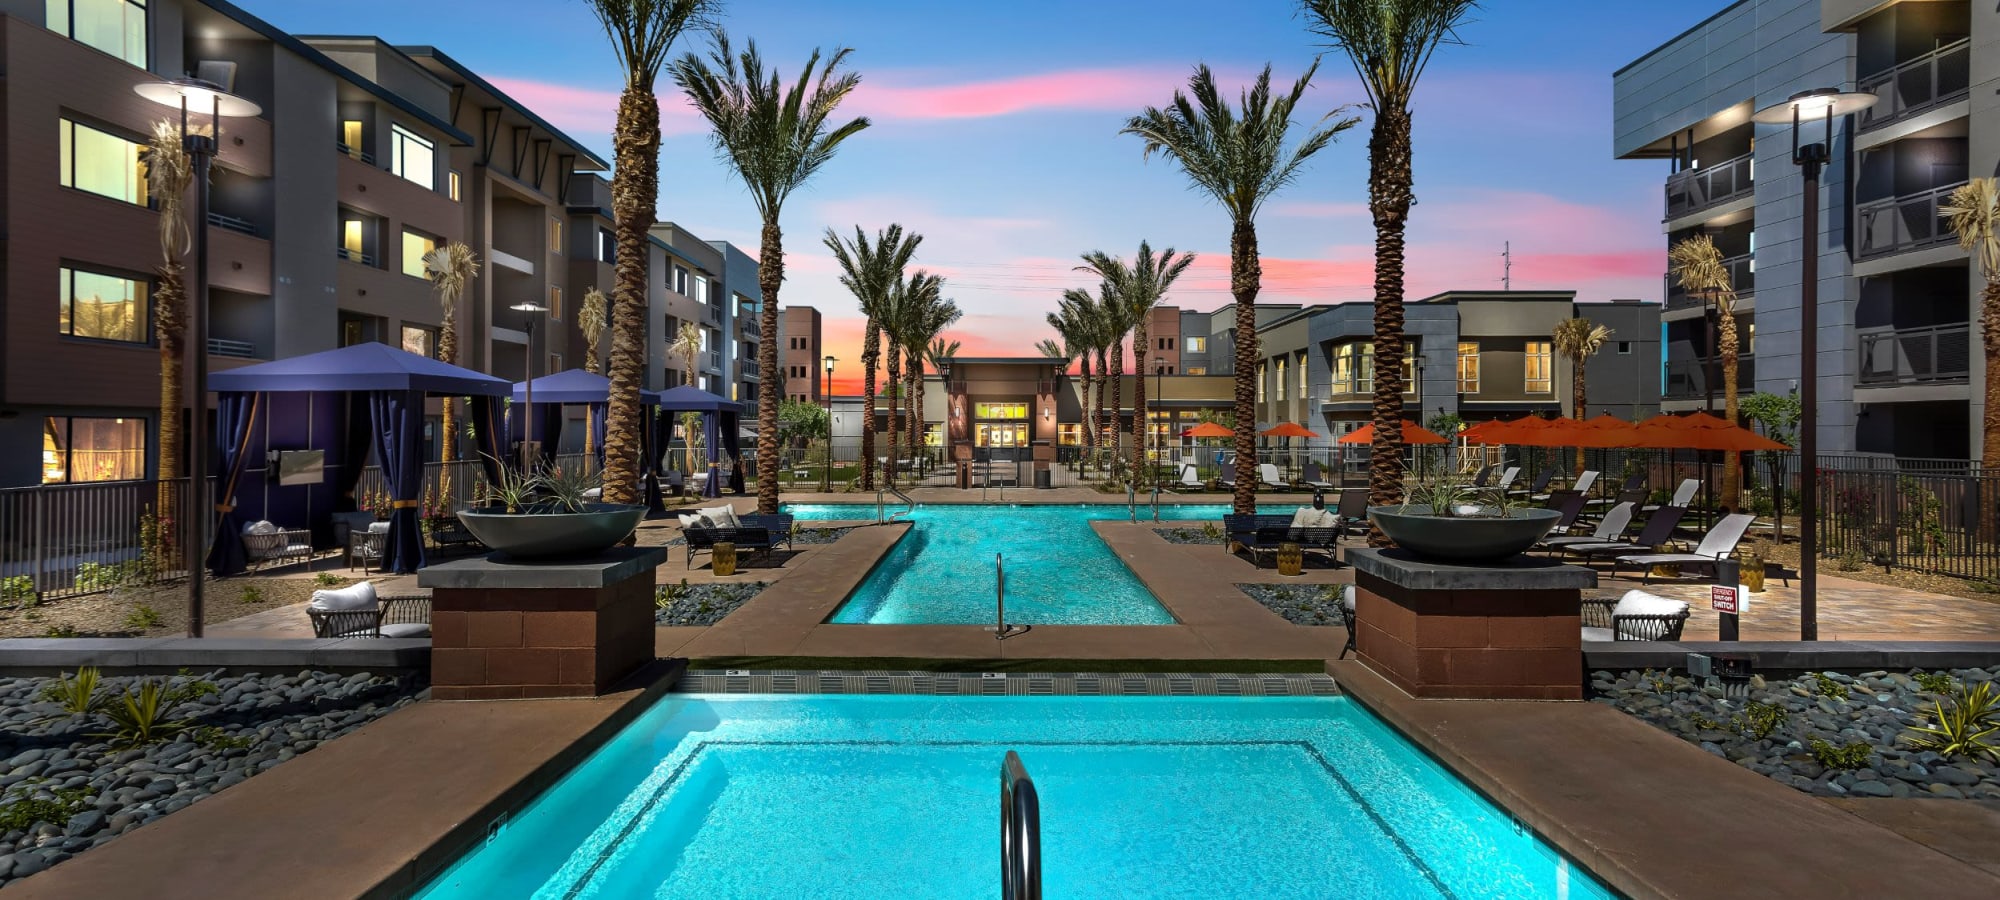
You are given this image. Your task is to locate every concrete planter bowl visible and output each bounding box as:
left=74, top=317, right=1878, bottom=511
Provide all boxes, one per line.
left=456, top=503, right=647, bottom=560
left=1366, top=505, right=1563, bottom=563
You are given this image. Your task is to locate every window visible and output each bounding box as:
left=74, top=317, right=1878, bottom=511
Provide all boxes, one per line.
left=58, top=119, right=146, bottom=206
left=42, top=416, right=145, bottom=484
left=388, top=124, right=434, bottom=189
left=1457, top=342, right=1480, bottom=394
left=693, top=274, right=710, bottom=305
left=1298, top=351, right=1308, bottom=394
left=400, top=230, right=437, bottom=279
left=1257, top=364, right=1266, bottom=402
left=1617, top=341, right=1632, bottom=355
left=597, top=228, right=614, bottom=263
left=548, top=285, right=563, bottom=320
left=1745, top=321, right=1756, bottom=354
left=340, top=120, right=363, bottom=158
left=47, top=0, right=146, bottom=68
left=549, top=217, right=562, bottom=254
left=1168, top=338, right=1176, bottom=350
left=1184, top=366, right=1206, bottom=376
left=400, top=324, right=436, bottom=358
left=1185, top=336, right=1207, bottom=353
left=671, top=265, right=689, bottom=295
left=1333, top=344, right=1373, bottom=395
left=1275, top=357, right=1287, bottom=401
left=448, top=170, right=462, bottom=202
left=1525, top=341, right=1553, bottom=393
left=549, top=353, right=563, bottom=375
left=59, top=267, right=148, bottom=343
left=974, top=402, right=1027, bottom=419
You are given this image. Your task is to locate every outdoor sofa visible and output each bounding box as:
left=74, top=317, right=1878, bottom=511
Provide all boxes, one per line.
left=1223, top=513, right=1341, bottom=568
left=682, top=511, right=795, bottom=569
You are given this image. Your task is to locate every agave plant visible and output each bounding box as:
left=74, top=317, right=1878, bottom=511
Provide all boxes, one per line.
left=482, top=455, right=542, bottom=514
left=1398, top=461, right=1514, bottom=518
left=539, top=463, right=604, bottom=513
left=1906, top=681, right=2000, bottom=763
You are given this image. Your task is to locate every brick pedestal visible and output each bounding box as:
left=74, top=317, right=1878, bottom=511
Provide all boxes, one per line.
left=419, top=547, right=664, bottom=701
left=1346, top=548, right=1593, bottom=700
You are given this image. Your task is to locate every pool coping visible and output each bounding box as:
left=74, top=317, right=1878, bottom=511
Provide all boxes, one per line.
left=1328, top=659, right=2000, bottom=900
left=673, top=669, right=1340, bottom=695
left=0, top=660, right=686, bottom=900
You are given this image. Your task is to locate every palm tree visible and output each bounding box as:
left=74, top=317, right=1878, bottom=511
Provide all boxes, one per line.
left=1307, top=0, right=1481, bottom=530
left=1670, top=233, right=1744, bottom=510
left=579, top=287, right=609, bottom=374
left=1046, top=298, right=1094, bottom=459
left=582, top=0, right=714, bottom=505
left=824, top=225, right=922, bottom=492
left=144, top=121, right=193, bottom=540
left=1123, top=64, right=1356, bottom=514
left=905, top=296, right=962, bottom=470
left=422, top=241, right=479, bottom=503
left=879, top=270, right=938, bottom=484
left=1078, top=242, right=1195, bottom=475
left=1942, top=178, right=2000, bottom=471
left=672, top=35, right=870, bottom=515
left=668, top=321, right=703, bottom=472
left=1552, top=316, right=1612, bottom=476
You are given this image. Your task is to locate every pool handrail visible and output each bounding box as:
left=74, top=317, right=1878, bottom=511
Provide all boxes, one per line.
left=1001, top=751, right=1043, bottom=900
left=878, top=485, right=914, bottom=524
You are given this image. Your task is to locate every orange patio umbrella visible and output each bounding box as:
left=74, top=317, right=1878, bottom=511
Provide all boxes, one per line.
left=1512, top=416, right=1589, bottom=448
left=1338, top=420, right=1449, bottom=445
left=1183, top=422, right=1233, bottom=439
left=1463, top=415, right=1549, bottom=445
left=1628, top=418, right=1788, bottom=452
left=1260, top=422, right=1319, bottom=439
left=1577, top=414, right=1637, bottom=449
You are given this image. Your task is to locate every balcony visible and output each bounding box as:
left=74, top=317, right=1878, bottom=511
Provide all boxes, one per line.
left=207, top=338, right=258, bottom=359
left=1857, top=181, right=1966, bottom=260
left=704, top=305, right=721, bottom=325
left=1664, top=253, right=1754, bottom=312
left=207, top=212, right=259, bottom=238
left=336, top=142, right=377, bottom=165
left=738, top=360, right=761, bottom=380
left=1664, top=152, right=1752, bottom=221
left=738, top=314, right=760, bottom=340
left=1856, top=39, right=1970, bottom=133
left=1859, top=325, right=1969, bottom=386
left=336, top=246, right=377, bottom=267
left=1664, top=355, right=1755, bottom=402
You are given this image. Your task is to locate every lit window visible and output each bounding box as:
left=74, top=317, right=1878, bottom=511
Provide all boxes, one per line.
left=1257, top=364, right=1266, bottom=402
left=1184, top=366, right=1206, bottom=376
left=389, top=124, right=434, bottom=189
left=400, top=230, right=437, bottom=279
left=1298, top=352, right=1308, bottom=394
left=597, top=228, right=615, bottom=264
left=47, top=0, right=147, bottom=68
left=43, top=416, right=146, bottom=484
left=448, top=170, right=461, bottom=202
left=340, top=120, right=363, bottom=158
left=974, top=403, right=1028, bottom=419
left=549, top=217, right=562, bottom=254
left=1525, top=341, right=1553, bottom=393
left=58, top=119, right=146, bottom=206
left=1275, top=358, right=1286, bottom=401
left=549, top=353, right=562, bottom=373
left=694, top=275, right=710, bottom=304
left=1185, top=336, right=1207, bottom=353
left=1457, top=342, right=1480, bottom=394
left=548, top=285, right=563, bottom=320
left=1357, top=345, right=1375, bottom=395
left=400, top=324, right=436, bottom=358
left=59, top=266, right=148, bottom=343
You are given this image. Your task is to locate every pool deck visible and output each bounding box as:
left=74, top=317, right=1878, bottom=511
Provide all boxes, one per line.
left=1330, top=660, right=2000, bottom=899
left=0, top=661, right=684, bottom=900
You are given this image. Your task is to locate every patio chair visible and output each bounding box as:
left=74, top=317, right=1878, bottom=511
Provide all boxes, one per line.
left=1177, top=464, right=1203, bottom=491
left=1533, top=469, right=1594, bottom=502
left=1300, top=461, right=1335, bottom=491
left=1218, top=466, right=1238, bottom=489
left=1536, top=491, right=1589, bottom=537
left=1490, top=466, right=1521, bottom=492
left=1335, top=487, right=1369, bottom=536
left=1338, top=585, right=1356, bottom=659
left=305, top=582, right=432, bottom=639
left=1563, top=505, right=1688, bottom=563
left=1586, top=487, right=1649, bottom=512
left=1541, top=501, right=1633, bottom=551
left=1581, top=590, right=1690, bottom=642
left=241, top=520, right=312, bottom=572
left=347, top=521, right=390, bottom=574
left=1513, top=466, right=1559, bottom=498
left=1643, top=478, right=1700, bottom=513
left=1614, top=513, right=1756, bottom=582
left=1458, top=463, right=1496, bottom=490
left=1258, top=463, right=1289, bottom=491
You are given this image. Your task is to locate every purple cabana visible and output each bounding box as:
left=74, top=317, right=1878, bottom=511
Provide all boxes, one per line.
left=207, top=343, right=512, bottom=576
left=510, top=369, right=665, bottom=509
left=656, top=385, right=745, bottom=498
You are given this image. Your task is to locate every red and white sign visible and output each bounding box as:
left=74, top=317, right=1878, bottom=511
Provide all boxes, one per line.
left=1711, top=584, right=1740, bottom=615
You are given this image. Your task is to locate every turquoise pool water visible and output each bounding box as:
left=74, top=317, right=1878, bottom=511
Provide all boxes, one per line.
left=415, top=694, right=1611, bottom=899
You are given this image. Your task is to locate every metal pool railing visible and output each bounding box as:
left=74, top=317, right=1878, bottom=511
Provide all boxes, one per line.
left=1001, top=751, right=1042, bottom=900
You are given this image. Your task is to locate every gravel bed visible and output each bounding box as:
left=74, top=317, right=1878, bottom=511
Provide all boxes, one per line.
left=1155, top=527, right=1226, bottom=545
left=1237, top=583, right=1345, bottom=626
left=654, top=581, right=769, bottom=626
left=1593, top=667, right=2000, bottom=800
left=1, top=575, right=366, bottom=640
left=0, top=669, right=425, bottom=886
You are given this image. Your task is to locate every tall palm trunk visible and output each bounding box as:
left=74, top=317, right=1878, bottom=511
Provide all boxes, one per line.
left=155, top=260, right=186, bottom=543
left=603, top=89, right=658, bottom=505
left=1366, top=109, right=1413, bottom=543
left=1130, top=318, right=1148, bottom=475
left=885, top=334, right=901, bottom=484
left=1570, top=350, right=1587, bottom=477
left=1983, top=281, right=2000, bottom=475
left=861, top=323, right=879, bottom=491
left=756, top=220, right=783, bottom=513
left=911, top=353, right=926, bottom=471
left=1079, top=362, right=1095, bottom=460
left=437, top=313, right=458, bottom=499
left=1719, top=312, right=1741, bottom=510
left=1094, top=349, right=1108, bottom=470
left=1109, top=339, right=1124, bottom=467
left=1230, top=220, right=1260, bottom=515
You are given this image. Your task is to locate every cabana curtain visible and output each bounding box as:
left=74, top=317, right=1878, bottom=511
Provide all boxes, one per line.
left=370, top=390, right=426, bottom=574
left=206, top=391, right=263, bottom=576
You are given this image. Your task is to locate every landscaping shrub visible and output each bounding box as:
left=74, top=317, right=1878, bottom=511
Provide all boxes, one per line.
left=1906, top=682, right=2000, bottom=763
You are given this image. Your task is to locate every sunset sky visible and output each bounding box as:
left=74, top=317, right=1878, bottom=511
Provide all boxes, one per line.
left=244, top=0, right=1709, bottom=395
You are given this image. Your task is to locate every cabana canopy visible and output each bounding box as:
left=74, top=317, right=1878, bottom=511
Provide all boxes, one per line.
left=511, top=369, right=662, bottom=405
left=655, top=384, right=744, bottom=413
left=657, top=386, right=745, bottom=498
left=210, top=341, right=511, bottom=396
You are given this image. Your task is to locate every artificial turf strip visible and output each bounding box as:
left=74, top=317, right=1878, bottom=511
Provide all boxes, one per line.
left=683, top=656, right=1328, bottom=673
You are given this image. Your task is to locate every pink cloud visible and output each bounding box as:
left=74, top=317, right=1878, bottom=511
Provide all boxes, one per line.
left=1269, top=201, right=1371, bottom=219
left=851, top=68, right=1181, bottom=120
left=483, top=76, right=705, bottom=140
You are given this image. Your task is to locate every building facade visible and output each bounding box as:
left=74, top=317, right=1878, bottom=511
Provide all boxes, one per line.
left=0, top=1, right=757, bottom=487
left=1614, top=0, right=1998, bottom=458
left=778, top=305, right=825, bottom=403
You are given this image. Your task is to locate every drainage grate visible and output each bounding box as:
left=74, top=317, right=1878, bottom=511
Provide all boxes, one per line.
left=673, top=670, right=1340, bottom=696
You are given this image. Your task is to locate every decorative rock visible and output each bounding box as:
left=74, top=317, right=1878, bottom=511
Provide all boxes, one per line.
left=1848, top=781, right=1893, bottom=797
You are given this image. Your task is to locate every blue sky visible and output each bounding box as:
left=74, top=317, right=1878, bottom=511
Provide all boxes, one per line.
left=240, top=0, right=1714, bottom=389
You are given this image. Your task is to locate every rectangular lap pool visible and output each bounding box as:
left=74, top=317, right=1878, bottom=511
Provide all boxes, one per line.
left=415, top=693, right=1610, bottom=899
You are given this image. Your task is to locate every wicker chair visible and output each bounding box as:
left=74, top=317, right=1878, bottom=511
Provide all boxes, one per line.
left=347, top=525, right=389, bottom=574
left=307, top=593, right=431, bottom=639
left=1581, top=592, right=1690, bottom=642
left=241, top=525, right=312, bottom=572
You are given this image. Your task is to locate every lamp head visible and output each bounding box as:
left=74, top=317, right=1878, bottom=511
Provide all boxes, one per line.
left=133, top=78, right=261, bottom=118
left=1751, top=87, right=1877, bottom=124
left=510, top=301, right=548, bottom=314
left=823, top=354, right=836, bottom=372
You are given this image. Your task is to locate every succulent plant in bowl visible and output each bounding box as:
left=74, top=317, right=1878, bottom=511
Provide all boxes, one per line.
left=458, top=458, right=645, bottom=559
left=1368, top=463, right=1561, bottom=562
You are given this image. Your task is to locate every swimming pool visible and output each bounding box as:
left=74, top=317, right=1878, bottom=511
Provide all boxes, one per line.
left=415, top=693, right=1610, bottom=899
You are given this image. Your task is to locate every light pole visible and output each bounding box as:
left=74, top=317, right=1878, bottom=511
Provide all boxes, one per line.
left=511, top=300, right=548, bottom=471
left=1752, top=87, right=1877, bottom=643
left=134, top=78, right=260, bottom=639
left=1153, top=355, right=1166, bottom=486
left=822, top=354, right=836, bottom=492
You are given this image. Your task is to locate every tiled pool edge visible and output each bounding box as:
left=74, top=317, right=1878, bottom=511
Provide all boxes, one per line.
left=674, top=669, right=1338, bottom=695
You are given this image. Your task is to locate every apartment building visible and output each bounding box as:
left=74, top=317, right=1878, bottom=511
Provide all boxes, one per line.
left=646, top=222, right=761, bottom=404
left=0, top=0, right=756, bottom=487
left=778, top=306, right=825, bottom=403
left=1614, top=0, right=1997, bottom=458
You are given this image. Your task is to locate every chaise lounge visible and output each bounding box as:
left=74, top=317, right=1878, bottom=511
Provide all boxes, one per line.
left=682, top=510, right=795, bottom=569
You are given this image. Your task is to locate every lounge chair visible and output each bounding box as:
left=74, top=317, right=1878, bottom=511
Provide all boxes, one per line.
left=1490, top=466, right=1521, bottom=492
left=1258, top=463, right=1289, bottom=491
left=1300, top=461, right=1335, bottom=490
left=1534, top=469, right=1594, bottom=502
left=1177, top=464, right=1203, bottom=490
left=305, top=582, right=432, bottom=639
left=1585, top=487, right=1648, bottom=513
left=1643, top=478, right=1700, bottom=513
left=1564, top=505, right=1688, bottom=562
left=1335, top=487, right=1370, bottom=536
left=1581, top=590, right=1691, bottom=642
left=1218, top=465, right=1238, bottom=490
left=1536, top=491, right=1590, bottom=538
left=1615, top=513, right=1756, bottom=582
left=242, top=521, right=312, bottom=572
left=1458, top=463, right=1496, bottom=490
left=1513, top=466, right=1559, bottom=498
left=1541, top=501, right=1633, bottom=551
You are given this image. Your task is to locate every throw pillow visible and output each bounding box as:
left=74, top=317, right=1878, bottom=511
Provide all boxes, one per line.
left=678, top=513, right=701, bottom=529
left=310, top=581, right=377, bottom=612
left=1612, top=589, right=1687, bottom=619
left=245, top=520, right=279, bottom=535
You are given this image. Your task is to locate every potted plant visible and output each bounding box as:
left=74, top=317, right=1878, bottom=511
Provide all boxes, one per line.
left=455, top=459, right=646, bottom=559
left=1367, top=465, right=1563, bottom=563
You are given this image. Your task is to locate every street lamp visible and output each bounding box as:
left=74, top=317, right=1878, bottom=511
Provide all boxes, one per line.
left=821, top=354, right=836, bottom=492
left=1752, top=86, right=1877, bottom=643
left=1153, top=355, right=1167, bottom=486
left=134, top=77, right=260, bottom=639
left=511, top=300, right=548, bottom=471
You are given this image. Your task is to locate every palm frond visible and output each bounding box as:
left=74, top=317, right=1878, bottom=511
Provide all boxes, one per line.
left=1941, top=177, right=2000, bottom=279
left=1303, top=0, right=1483, bottom=110
left=671, top=35, right=870, bottom=220
left=581, top=0, right=718, bottom=87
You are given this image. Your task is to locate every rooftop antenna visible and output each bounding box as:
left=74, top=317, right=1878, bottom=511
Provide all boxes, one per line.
left=1500, top=241, right=1512, bottom=291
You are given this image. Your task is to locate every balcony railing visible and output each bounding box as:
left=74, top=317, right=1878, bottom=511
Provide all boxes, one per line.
left=1857, top=180, right=1966, bottom=260
left=1665, top=253, right=1754, bottom=312
left=207, top=212, right=259, bottom=237
left=707, top=350, right=722, bottom=370
left=335, top=246, right=377, bottom=267
left=739, top=360, right=761, bottom=379
left=336, top=142, right=377, bottom=165
left=1859, top=325, right=1969, bottom=386
left=207, top=338, right=257, bottom=359
left=1857, top=39, right=1970, bottom=133
left=1664, top=355, right=1755, bottom=401
left=1664, top=152, right=1753, bottom=220
left=704, top=305, right=721, bottom=325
